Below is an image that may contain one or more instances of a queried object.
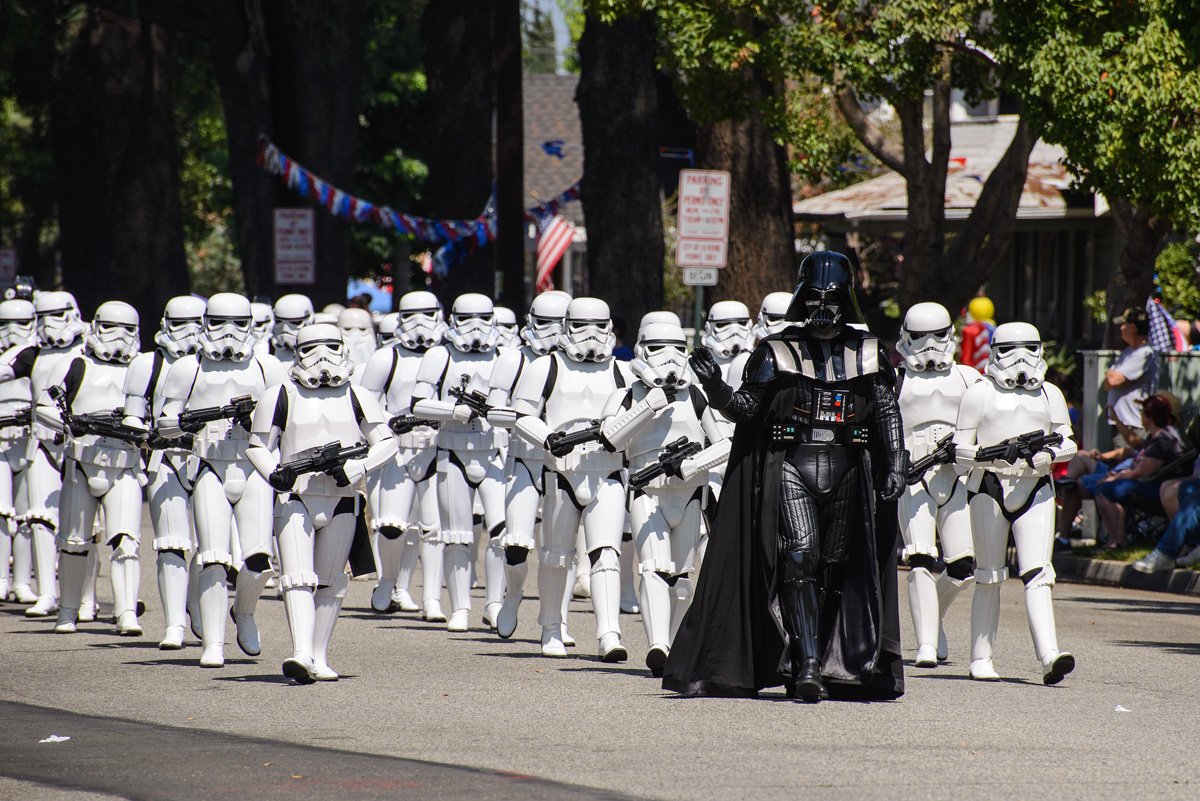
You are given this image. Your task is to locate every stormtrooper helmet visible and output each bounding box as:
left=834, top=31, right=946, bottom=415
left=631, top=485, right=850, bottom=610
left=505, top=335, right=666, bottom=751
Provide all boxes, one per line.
left=86, top=301, right=140, bottom=364
left=753, top=292, right=793, bottom=342
left=897, top=302, right=956, bottom=372
left=377, top=313, right=400, bottom=347
left=444, top=293, right=499, bottom=353
left=701, top=301, right=753, bottom=358
left=272, top=294, right=315, bottom=351
left=520, top=290, right=571, bottom=356
left=35, top=291, right=86, bottom=348
left=155, top=295, right=206, bottom=358
left=0, top=299, right=36, bottom=350
left=633, top=321, right=690, bottom=390
left=987, top=322, right=1047, bottom=390
left=494, top=306, right=521, bottom=348
left=251, top=302, right=274, bottom=346
left=396, top=291, right=443, bottom=350
left=559, top=297, right=615, bottom=363
left=200, top=293, right=255, bottom=362
left=291, top=323, right=354, bottom=388
left=337, top=307, right=377, bottom=364
left=637, top=311, right=681, bottom=342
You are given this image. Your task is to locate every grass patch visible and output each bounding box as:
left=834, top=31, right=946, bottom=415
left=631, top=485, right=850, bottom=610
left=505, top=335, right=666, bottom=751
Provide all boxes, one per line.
left=1071, top=544, right=1155, bottom=563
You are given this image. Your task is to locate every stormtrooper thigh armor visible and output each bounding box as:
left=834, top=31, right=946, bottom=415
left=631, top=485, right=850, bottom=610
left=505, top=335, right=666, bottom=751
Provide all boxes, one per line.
left=368, top=443, right=436, bottom=614
left=494, top=454, right=542, bottom=638
left=436, top=445, right=505, bottom=627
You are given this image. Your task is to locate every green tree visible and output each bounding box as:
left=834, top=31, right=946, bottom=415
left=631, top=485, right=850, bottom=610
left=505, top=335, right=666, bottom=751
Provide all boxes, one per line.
left=522, top=1, right=558, bottom=74
left=1157, top=240, right=1200, bottom=320
left=999, top=0, right=1200, bottom=344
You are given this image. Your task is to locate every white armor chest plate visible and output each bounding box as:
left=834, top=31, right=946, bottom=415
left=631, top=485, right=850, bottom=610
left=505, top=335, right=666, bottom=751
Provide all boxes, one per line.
left=32, top=344, right=84, bottom=443
left=974, top=383, right=1050, bottom=447
left=73, top=359, right=129, bottom=415
left=383, top=347, right=426, bottom=416
left=900, top=369, right=970, bottom=458
left=726, top=352, right=749, bottom=391
left=0, top=374, right=30, bottom=412
left=187, top=357, right=267, bottom=408
left=544, top=356, right=620, bottom=430
left=280, top=384, right=363, bottom=459
left=436, top=349, right=498, bottom=449
left=493, top=347, right=540, bottom=461
left=625, top=385, right=705, bottom=466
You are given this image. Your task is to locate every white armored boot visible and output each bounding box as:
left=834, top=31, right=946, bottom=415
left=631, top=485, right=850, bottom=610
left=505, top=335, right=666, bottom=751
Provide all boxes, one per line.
left=619, top=545, right=640, bottom=614
left=444, top=543, right=472, bottom=632
left=112, top=547, right=144, bottom=636
left=371, top=531, right=404, bottom=613
left=54, top=552, right=88, bottom=634
left=639, top=570, right=672, bottom=676
left=420, top=538, right=447, bottom=622
left=25, top=523, right=58, bottom=617
left=590, top=548, right=627, bottom=663
left=969, top=583, right=1002, bottom=681
left=935, top=571, right=972, bottom=662
left=231, top=566, right=272, bottom=656
left=11, top=526, right=37, bottom=603
left=312, top=574, right=349, bottom=681
left=281, top=585, right=317, bottom=684
left=561, top=559, right=577, bottom=647
left=390, top=530, right=421, bottom=612
left=197, top=565, right=228, bottom=668
left=157, top=551, right=188, bottom=649
left=482, top=537, right=505, bottom=629
left=496, top=557, right=527, bottom=639
left=79, top=545, right=99, bottom=622
left=1026, top=582, right=1074, bottom=685
left=908, top=566, right=941, bottom=667
left=538, top=562, right=570, bottom=657
left=186, top=553, right=203, bottom=638
left=0, top=527, right=12, bottom=600
left=669, top=576, right=693, bottom=642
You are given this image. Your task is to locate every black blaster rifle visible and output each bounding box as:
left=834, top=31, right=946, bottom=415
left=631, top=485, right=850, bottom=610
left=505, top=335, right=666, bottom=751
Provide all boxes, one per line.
left=0, top=405, right=32, bottom=429
left=546, top=421, right=605, bottom=457
left=447, top=375, right=491, bottom=420
left=629, top=437, right=702, bottom=489
left=178, top=394, right=256, bottom=433
left=269, top=441, right=370, bottom=492
left=388, top=414, right=438, bottom=436
left=974, top=430, right=1063, bottom=468
left=906, top=432, right=956, bottom=485
left=47, top=386, right=148, bottom=445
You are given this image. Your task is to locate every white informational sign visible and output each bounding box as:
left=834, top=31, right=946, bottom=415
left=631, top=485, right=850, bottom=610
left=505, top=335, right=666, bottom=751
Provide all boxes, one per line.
left=681, top=266, right=719, bottom=286
left=274, top=208, right=315, bottom=285
left=0, top=249, right=15, bottom=284
left=675, top=169, right=731, bottom=268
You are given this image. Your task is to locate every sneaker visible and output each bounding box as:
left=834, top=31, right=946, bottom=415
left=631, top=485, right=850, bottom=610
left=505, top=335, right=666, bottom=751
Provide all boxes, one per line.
left=1177, top=546, right=1200, bottom=568
left=1131, top=549, right=1175, bottom=574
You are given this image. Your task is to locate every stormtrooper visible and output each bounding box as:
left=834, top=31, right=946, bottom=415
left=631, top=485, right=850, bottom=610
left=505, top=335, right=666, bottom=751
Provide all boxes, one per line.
left=358, top=290, right=445, bottom=620
left=486, top=290, right=573, bottom=639
left=510, top=297, right=632, bottom=660
left=123, top=295, right=207, bottom=648
left=725, top=292, right=793, bottom=388
left=0, top=291, right=89, bottom=618
left=410, top=293, right=505, bottom=632
left=376, top=313, right=400, bottom=348
left=700, top=301, right=755, bottom=388
left=157, top=293, right=288, bottom=667
left=895, top=302, right=982, bottom=667
left=338, top=307, right=378, bottom=367
left=271, top=294, right=315, bottom=369
left=0, top=299, right=36, bottom=603
left=248, top=324, right=396, bottom=683
left=47, top=301, right=146, bottom=635
left=250, top=302, right=274, bottom=355
left=599, top=320, right=731, bottom=675
left=954, top=322, right=1077, bottom=684
left=494, top=306, right=521, bottom=349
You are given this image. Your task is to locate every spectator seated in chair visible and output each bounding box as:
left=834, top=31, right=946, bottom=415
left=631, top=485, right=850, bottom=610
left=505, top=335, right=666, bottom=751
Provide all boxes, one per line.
left=1132, top=464, right=1200, bottom=573
left=1092, top=395, right=1191, bottom=552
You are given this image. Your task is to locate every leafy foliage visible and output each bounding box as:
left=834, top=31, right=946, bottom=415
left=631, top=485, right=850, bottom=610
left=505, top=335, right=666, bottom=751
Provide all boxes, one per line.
left=1156, top=240, right=1200, bottom=319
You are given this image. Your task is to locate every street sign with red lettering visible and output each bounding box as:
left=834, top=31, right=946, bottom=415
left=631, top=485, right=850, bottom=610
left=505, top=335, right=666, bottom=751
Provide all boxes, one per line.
left=675, top=169, right=730, bottom=268
left=274, top=208, right=316, bottom=285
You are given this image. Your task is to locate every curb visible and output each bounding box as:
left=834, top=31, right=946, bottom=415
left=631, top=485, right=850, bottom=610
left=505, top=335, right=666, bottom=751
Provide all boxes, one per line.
left=1052, top=553, right=1200, bottom=597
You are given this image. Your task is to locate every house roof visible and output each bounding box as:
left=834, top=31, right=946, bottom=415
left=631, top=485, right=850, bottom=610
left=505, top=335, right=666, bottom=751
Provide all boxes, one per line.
left=793, top=116, right=1100, bottom=227
left=524, top=74, right=585, bottom=227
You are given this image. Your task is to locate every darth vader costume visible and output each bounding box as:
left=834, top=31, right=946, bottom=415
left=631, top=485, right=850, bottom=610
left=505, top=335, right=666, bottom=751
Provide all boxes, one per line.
left=663, top=252, right=908, bottom=702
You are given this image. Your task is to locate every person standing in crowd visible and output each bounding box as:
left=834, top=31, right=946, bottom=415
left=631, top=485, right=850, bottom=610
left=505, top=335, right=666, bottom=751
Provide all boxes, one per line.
left=1104, top=307, right=1158, bottom=450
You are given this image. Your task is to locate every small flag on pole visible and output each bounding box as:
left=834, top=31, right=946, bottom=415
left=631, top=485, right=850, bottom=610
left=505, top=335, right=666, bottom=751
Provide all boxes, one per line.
left=1146, top=296, right=1179, bottom=353
left=536, top=213, right=574, bottom=293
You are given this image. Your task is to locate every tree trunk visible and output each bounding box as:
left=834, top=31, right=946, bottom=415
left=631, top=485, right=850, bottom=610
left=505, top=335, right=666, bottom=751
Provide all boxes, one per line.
left=263, top=2, right=368, bottom=308
left=695, top=79, right=794, bottom=310
left=52, top=10, right=189, bottom=343
left=1107, top=199, right=1171, bottom=347
left=493, top=0, right=525, bottom=314
left=420, top=0, right=495, bottom=305
left=577, top=11, right=663, bottom=331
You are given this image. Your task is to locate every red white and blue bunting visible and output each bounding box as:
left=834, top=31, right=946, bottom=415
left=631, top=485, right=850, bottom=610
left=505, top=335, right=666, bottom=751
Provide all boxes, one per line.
left=256, top=136, right=581, bottom=276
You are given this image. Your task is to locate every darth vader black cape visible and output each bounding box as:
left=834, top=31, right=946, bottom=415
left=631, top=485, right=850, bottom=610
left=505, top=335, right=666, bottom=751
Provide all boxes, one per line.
left=661, top=368, right=905, bottom=700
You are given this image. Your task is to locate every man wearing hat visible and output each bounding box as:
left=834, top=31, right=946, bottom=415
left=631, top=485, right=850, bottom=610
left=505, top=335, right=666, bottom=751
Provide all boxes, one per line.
left=1105, top=307, right=1158, bottom=450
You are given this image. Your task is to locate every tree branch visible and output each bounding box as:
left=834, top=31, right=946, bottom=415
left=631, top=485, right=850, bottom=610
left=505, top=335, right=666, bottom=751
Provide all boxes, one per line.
left=835, top=83, right=907, bottom=176
left=936, top=39, right=999, bottom=70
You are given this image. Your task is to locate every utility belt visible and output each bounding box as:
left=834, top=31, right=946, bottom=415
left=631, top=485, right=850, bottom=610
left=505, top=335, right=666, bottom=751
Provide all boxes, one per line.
left=770, top=421, right=869, bottom=447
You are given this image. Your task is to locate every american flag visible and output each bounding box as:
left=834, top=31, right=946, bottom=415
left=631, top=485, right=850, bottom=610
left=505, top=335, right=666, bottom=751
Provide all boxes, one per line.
left=535, top=213, right=574, bottom=292
left=1146, top=296, right=1181, bottom=352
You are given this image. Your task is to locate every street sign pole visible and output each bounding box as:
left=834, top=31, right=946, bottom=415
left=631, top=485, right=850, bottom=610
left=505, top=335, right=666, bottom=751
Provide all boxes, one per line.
left=693, top=285, right=704, bottom=348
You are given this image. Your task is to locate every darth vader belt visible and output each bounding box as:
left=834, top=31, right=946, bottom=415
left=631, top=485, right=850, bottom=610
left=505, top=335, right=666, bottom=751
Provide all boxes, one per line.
left=770, top=423, right=869, bottom=446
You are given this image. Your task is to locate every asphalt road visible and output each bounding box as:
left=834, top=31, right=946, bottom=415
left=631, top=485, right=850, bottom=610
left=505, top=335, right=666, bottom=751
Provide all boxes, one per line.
left=1, top=540, right=1197, bottom=801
